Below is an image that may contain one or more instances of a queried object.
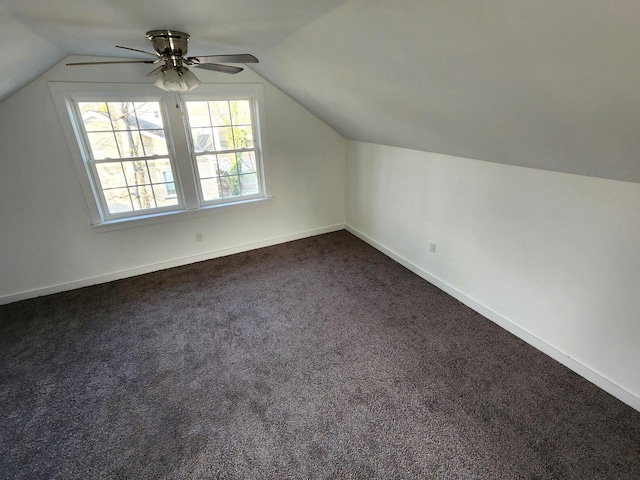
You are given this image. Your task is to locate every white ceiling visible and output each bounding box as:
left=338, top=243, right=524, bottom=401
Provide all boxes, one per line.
left=4, top=0, right=640, bottom=182
left=1, top=0, right=348, bottom=100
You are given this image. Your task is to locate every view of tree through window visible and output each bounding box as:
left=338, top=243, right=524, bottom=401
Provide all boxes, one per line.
left=78, top=101, right=178, bottom=214
left=185, top=100, right=260, bottom=202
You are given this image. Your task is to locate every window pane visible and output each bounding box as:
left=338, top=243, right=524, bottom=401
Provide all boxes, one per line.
left=147, top=158, right=173, bottom=183
left=185, top=101, right=210, bottom=127
left=236, top=151, right=256, bottom=173
left=200, top=178, right=220, bottom=201
left=129, top=186, right=156, bottom=210
left=78, top=102, right=112, bottom=132
left=122, top=161, right=151, bottom=186
left=133, top=102, right=164, bottom=129
left=219, top=175, right=240, bottom=198
left=160, top=171, right=177, bottom=197
left=239, top=174, right=259, bottom=195
left=230, top=100, right=251, bottom=125
left=213, top=127, right=233, bottom=150
left=209, top=101, right=231, bottom=126
left=86, top=132, right=120, bottom=159
left=232, top=126, right=254, bottom=149
left=191, top=127, right=214, bottom=152
left=153, top=184, right=179, bottom=207
left=162, top=170, right=174, bottom=184
left=196, top=155, right=219, bottom=178
left=107, top=102, right=138, bottom=130
left=140, top=130, right=168, bottom=156
left=114, top=130, right=144, bottom=158
left=104, top=188, right=133, bottom=213
left=216, top=154, right=236, bottom=176
left=96, top=162, right=127, bottom=188
left=164, top=180, right=177, bottom=196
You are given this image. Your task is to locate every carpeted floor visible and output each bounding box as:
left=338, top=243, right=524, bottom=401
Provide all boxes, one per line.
left=1, top=230, right=639, bottom=479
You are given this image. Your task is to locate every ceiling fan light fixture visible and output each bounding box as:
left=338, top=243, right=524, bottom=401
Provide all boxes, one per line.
left=153, top=66, right=201, bottom=92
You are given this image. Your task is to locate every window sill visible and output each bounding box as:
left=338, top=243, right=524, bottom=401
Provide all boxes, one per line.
left=92, top=196, right=273, bottom=233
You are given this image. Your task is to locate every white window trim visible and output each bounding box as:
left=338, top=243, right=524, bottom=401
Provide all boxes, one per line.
left=49, top=82, right=272, bottom=232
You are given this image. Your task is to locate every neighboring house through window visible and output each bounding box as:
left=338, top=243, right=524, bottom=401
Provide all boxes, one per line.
left=162, top=170, right=176, bottom=198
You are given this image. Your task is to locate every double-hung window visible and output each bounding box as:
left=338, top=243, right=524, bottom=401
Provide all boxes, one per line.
left=76, top=100, right=180, bottom=215
left=50, top=83, right=269, bottom=231
left=185, top=99, right=261, bottom=203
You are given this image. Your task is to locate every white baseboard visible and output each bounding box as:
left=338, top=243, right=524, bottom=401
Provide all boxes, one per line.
left=345, top=225, right=640, bottom=413
left=1, top=224, right=344, bottom=306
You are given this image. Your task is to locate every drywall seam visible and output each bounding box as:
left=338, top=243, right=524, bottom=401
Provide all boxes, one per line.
left=1, top=224, right=345, bottom=306
left=345, top=224, right=640, bottom=413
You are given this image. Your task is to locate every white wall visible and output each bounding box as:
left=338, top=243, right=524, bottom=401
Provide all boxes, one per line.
left=3, top=56, right=638, bottom=412
left=0, top=57, right=345, bottom=302
left=346, top=140, right=640, bottom=410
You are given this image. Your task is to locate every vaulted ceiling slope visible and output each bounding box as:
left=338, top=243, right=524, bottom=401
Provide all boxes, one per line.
left=0, top=0, right=348, bottom=100
left=4, top=0, right=640, bottom=183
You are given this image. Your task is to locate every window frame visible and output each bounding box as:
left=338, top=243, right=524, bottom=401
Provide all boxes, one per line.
left=180, top=92, right=266, bottom=207
left=50, top=82, right=271, bottom=232
left=70, top=97, right=184, bottom=220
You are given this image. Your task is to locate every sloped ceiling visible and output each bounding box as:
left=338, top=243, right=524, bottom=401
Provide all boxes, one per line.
left=0, top=0, right=348, bottom=100
left=4, top=0, right=640, bottom=182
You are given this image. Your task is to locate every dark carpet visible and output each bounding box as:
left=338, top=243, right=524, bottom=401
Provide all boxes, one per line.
left=1, top=230, right=639, bottom=479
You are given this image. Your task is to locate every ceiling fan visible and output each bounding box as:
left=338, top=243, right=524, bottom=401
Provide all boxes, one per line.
left=67, top=30, right=258, bottom=92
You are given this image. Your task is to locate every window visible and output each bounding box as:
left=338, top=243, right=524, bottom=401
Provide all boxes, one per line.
left=185, top=100, right=260, bottom=202
left=77, top=101, right=179, bottom=215
left=50, top=83, right=269, bottom=230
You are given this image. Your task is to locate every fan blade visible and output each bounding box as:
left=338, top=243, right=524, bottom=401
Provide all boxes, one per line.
left=189, top=54, right=258, bottom=64
left=66, top=60, right=158, bottom=66
left=195, top=63, right=244, bottom=74
left=145, top=66, right=164, bottom=77
left=116, top=45, right=159, bottom=58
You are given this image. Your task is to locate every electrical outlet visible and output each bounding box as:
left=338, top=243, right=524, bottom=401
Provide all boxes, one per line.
left=429, top=242, right=437, bottom=253
left=196, top=233, right=203, bottom=242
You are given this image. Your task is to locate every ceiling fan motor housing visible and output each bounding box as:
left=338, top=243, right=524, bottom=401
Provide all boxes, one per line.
left=147, top=30, right=190, bottom=67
